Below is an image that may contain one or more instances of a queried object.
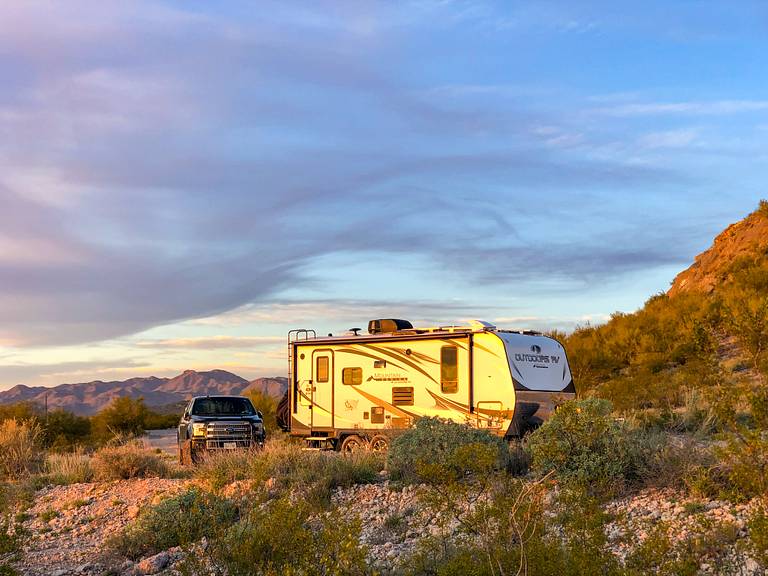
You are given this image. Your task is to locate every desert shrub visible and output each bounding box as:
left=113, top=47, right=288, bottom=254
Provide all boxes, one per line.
left=526, top=399, right=638, bottom=496
left=746, top=505, right=768, bottom=569
left=142, top=410, right=179, bottom=430
left=387, top=417, right=509, bottom=485
left=0, top=420, right=42, bottom=478
left=112, top=487, right=238, bottom=560
left=91, top=396, right=149, bottom=442
left=245, top=389, right=278, bottom=432
left=195, top=439, right=382, bottom=507
left=403, top=482, right=622, bottom=576
left=623, top=522, right=699, bottom=576
left=193, top=497, right=369, bottom=576
left=91, top=443, right=168, bottom=481
left=40, top=410, right=92, bottom=451
left=636, top=435, right=712, bottom=490
left=41, top=450, right=93, bottom=485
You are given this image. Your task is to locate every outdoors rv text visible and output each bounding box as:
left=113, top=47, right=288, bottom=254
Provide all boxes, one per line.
left=277, top=319, right=575, bottom=451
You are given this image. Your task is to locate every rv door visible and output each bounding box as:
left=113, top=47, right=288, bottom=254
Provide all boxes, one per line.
left=311, top=350, right=333, bottom=429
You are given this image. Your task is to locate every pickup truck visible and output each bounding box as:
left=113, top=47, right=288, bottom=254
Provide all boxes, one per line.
left=177, top=395, right=266, bottom=464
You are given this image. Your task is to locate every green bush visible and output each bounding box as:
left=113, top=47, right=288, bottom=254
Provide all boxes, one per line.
left=91, top=443, right=168, bottom=481
left=91, top=396, right=149, bottom=442
left=387, top=417, right=510, bottom=484
left=41, top=410, right=91, bottom=451
left=112, top=487, right=238, bottom=560
left=195, top=439, right=382, bottom=508
left=403, top=482, right=622, bottom=576
left=746, top=505, right=768, bottom=569
left=526, top=399, right=635, bottom=496
left=196, top=497, right=369, bottom=576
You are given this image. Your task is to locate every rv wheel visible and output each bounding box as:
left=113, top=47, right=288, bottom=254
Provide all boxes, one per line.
left=369, top=435, right=389, bottom=452
left=340, top=434, right=365, bottom=454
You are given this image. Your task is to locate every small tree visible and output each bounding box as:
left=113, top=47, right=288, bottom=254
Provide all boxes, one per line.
left=91, top=396, right=149, bottom=442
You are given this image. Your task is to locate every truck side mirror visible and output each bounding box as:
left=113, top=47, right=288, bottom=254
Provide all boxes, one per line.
left=257, top=411, right=263, bottom=419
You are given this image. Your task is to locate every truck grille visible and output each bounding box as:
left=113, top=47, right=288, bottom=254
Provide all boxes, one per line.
left=205, top=421, right=253, bottom=449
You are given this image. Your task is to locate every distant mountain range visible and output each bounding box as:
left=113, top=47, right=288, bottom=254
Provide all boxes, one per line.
left=0, top=370, right=288, bottom=415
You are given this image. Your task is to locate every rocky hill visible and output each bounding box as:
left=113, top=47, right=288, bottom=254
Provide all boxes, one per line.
left=0, top=370, right=288, bottom=415
left=669, top=202, right=768, bottom=296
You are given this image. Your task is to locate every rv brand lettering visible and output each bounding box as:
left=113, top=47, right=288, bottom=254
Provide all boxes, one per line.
left=515, top=353, right=560, bottom=364
left=366, top=372, right=409, bottom=383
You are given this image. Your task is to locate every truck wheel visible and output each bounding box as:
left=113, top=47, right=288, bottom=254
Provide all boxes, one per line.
left=369, top=435, right=389, bottom=452
left=340, top=434, right=365, bottom=454
left=179, top=441, right=192, bottom=465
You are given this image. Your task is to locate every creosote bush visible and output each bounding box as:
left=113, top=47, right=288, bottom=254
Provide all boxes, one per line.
left=111, top=487, right=238, bottom=560
left=188, top=497, right=370, bottom=576
left=387, top=417, right=510, bottom=484
left=526, top=399, right=637, bottom=496
left=91, top=443, right=169, bottom=481
left=195, top=439, right=382, bottom=508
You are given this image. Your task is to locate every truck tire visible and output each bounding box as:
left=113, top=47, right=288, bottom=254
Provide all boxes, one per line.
left=179, top=440, right=192, bottom=466
left=276, top=390, right=290, bottom=432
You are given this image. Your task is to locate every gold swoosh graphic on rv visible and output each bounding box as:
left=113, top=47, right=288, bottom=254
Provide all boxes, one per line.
left=474, top=342, right=501, bottom=358
left=296, top=386, right=331, bottom=414
left=350, top=386, right=417, bottom=420
left=335, top=347, right=407, bottom=371
left=361, top=344, right=440, bottom=386
left=390, top=347, right=439, bottom=365
left=425, top=390, right=509, bottom=421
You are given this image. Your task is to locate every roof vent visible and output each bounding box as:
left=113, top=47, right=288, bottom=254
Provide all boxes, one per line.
left=368, top=319, right=413, bottom=334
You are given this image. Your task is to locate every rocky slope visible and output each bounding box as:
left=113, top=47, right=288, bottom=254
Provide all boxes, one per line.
left=669, top=204, right=768, bottom=296
left=0, top=371, right=288, bottom=415
left=10, top=477, right=766, bottom=575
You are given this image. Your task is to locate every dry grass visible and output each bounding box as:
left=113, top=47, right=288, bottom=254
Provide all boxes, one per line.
left=0, top=419, right=42, bottom=478
left=194, top=439, right=384, bottom=507
left=43, top=450, right=94, bottom=485
left=91, top=442, right=169, bottom=481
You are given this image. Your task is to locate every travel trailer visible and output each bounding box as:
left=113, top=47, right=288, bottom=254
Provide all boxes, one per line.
left=276, top=319, right=575, bottom=451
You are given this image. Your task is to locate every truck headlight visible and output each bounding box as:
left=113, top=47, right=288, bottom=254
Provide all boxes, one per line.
left=192, top=423, right=207, bottom=437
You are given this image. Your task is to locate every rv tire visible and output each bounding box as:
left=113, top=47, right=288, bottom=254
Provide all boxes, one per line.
left=369, top=434, right=389, bottom=452
left=340, top=434, right=366, bottom=454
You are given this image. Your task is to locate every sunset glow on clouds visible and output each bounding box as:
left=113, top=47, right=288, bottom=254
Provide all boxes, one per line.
left=1, top=1, right=767, bottom=387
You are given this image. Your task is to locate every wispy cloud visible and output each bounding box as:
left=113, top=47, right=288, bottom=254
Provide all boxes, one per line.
left=594, top=100, right=768, bottom=117
left=135, top=336, right=284, bottom=349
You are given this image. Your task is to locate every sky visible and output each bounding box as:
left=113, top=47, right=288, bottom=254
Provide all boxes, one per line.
left=1, top=0, right=767, bottom=389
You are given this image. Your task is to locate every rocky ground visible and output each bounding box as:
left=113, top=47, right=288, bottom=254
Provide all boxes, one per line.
left=12, top=478, right=189, bottom=576
left=10, top=477, right=766, bottom=575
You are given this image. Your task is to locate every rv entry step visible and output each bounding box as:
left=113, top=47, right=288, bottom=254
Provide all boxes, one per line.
left=302, top=437, right=335, bottom=451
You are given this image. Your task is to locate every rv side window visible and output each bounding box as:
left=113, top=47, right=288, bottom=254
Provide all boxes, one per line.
left=316, top=356, right=329, bottom=383
left=342, top=367, right=362, bottom=385
left=440, top=346, right=458, bottom=393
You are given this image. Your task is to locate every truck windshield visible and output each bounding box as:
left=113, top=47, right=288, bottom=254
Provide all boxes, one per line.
left=191, top=397, right=255, bottom=416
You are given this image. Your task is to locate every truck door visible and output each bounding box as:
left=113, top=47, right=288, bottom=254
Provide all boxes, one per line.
left=311, top=350, right=333, bottom=429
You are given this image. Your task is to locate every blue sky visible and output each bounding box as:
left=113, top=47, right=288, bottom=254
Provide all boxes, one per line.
left=1, top=0, right=766, bottom=387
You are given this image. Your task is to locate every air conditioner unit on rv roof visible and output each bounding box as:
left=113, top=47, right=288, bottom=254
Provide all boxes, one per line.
left=368, top=319, right=413, bottom=334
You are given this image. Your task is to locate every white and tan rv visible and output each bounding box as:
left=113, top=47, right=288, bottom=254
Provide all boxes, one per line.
left=276, top=319, right=575, bottom=451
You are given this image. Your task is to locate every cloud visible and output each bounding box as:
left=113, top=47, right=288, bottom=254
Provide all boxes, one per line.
left=594, top=100, right=768, bottom=117
left=135, top=336, right=284, bottom=349
left=638, top=129, right=699, bottom=149
left=0, top=0, right=725, bottom=349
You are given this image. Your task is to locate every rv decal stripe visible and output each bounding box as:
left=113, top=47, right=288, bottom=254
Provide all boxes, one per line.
left=390, top=347, right=439, bottom=365
left=474, top=342, right=500, bottom=358
left=296, top=387, right=331, bottom=414
left=425, top=389, right=497, bottom=422
left=350, top=386, right=416, bottom=420
left=335, top=347, right=407, bottom=370
left=361, top=344, right=439, bottom=386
